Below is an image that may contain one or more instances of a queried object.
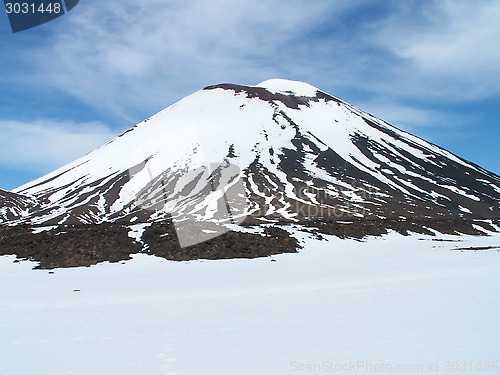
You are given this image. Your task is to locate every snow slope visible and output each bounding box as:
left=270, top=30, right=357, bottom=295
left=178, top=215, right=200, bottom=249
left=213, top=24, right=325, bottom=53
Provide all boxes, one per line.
left=1, top=230, right=500, bottom=374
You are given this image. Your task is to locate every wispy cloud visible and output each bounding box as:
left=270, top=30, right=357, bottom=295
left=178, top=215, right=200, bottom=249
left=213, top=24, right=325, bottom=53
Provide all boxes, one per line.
left=27, top=0, right=347, bottom=119
left=370, top=0, right=500, bottom=100
left=0, top=119, right=116, bottom=172
left=359, top=100, right=463, bottom=130
left=22, top=0, right=498, bottom=117
left=355, top=97, right=479, bottom=150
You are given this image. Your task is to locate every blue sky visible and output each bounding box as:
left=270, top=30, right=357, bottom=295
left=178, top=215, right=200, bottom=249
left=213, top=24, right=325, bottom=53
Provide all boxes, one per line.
left=1, top=0, right=499, bottom=190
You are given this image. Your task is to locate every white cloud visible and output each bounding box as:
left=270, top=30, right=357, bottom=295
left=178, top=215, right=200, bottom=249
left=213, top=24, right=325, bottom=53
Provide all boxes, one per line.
left=354, top=98, right=479, bottom=149
left=7, top=0, right=498, bottom=112
left=371, top=0, right=500, bottom=100
left=0, top=119, right=117, bottom=172
left=27, top=0, right=343, bottom=118
left=399, top=1, right=500, bottom=73
left=357, top=98, right=467, bottom=130
left=12, top=0, right=496, bottom=124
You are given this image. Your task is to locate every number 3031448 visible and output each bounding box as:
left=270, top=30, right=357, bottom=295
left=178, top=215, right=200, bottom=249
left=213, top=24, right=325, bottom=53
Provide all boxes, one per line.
left=5, top=3, right=62, bottom=14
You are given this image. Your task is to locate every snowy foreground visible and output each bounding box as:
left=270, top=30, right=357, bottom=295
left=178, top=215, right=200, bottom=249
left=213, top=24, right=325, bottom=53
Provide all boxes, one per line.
left=1, top=230, right=500, bottom=375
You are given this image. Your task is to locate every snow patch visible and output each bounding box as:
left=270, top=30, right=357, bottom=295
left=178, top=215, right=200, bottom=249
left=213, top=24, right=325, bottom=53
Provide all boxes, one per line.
left=257, top=78, right=321, bottom=97
left=31, top=226, right=57, bottom=234
left=128, top=223, right=152, bottom=244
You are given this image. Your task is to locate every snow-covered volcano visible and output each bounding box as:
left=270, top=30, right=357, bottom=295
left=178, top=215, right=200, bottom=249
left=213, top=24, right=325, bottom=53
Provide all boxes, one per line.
left=6, top=79, right=500, bottom=227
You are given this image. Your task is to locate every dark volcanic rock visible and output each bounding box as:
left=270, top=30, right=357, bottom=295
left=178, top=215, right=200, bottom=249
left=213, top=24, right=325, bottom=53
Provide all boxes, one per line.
left=0, top=223, right=141, bottom=269
left=0, top=221, right=300, bottom=269
left=1, top=218, right=496, bottom=269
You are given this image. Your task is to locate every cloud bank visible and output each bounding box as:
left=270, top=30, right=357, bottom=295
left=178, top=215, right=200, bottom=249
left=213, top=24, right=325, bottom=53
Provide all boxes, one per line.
left=0, top=119, right=116, bottom=172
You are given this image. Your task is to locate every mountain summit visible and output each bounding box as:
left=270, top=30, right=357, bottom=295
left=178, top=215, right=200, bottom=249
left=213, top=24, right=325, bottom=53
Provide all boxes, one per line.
left=1, top=79, right=500, bottom=267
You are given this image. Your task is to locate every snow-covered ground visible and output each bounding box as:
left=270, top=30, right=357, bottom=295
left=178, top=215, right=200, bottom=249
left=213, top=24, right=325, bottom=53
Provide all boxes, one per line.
left=1, top=231, right=500, bottom=374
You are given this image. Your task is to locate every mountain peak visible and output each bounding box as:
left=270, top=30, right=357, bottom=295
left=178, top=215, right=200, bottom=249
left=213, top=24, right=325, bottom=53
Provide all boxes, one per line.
left=256, top=79, right=321, bottom=96
left=5, top=80, right=500, bottom=230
